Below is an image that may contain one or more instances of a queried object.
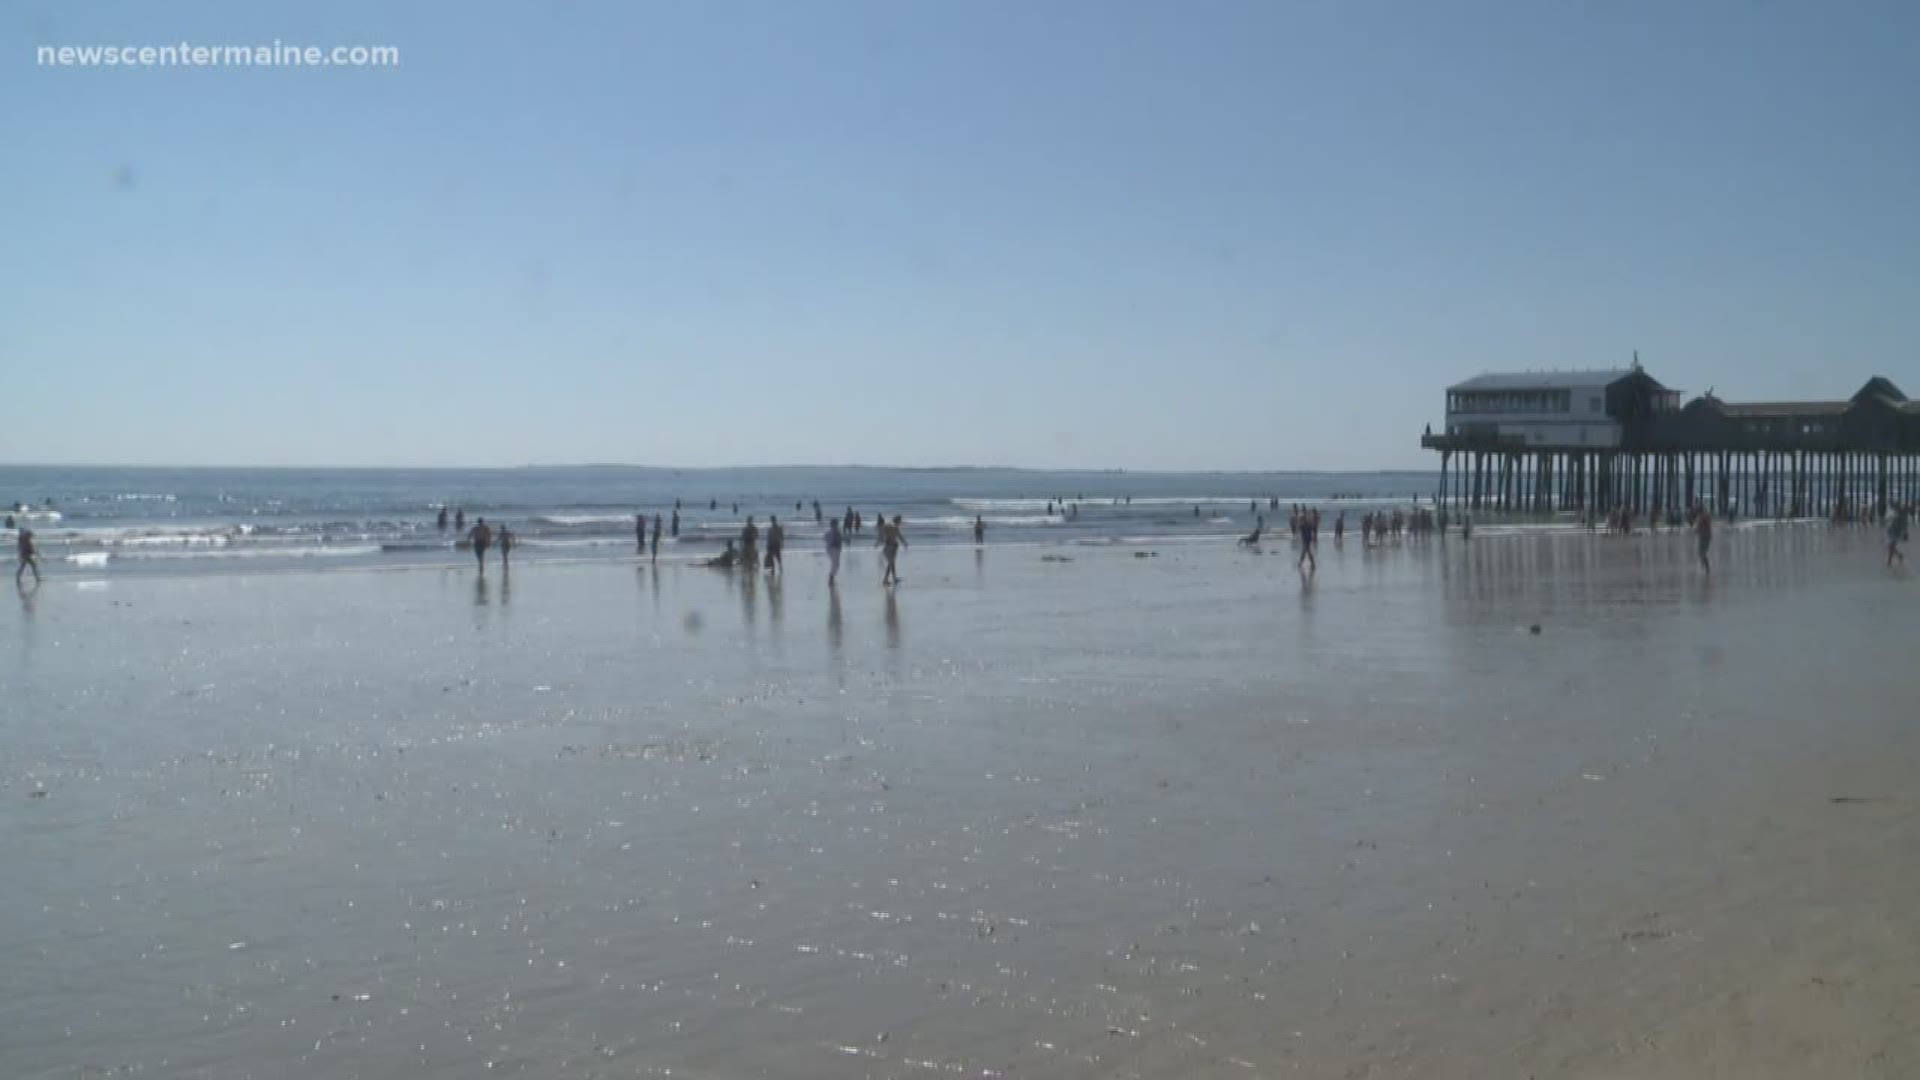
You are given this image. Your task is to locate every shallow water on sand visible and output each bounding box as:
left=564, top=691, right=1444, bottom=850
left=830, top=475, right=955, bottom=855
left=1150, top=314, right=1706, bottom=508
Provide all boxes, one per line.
left=3, top=526, right=1917, bottom=1078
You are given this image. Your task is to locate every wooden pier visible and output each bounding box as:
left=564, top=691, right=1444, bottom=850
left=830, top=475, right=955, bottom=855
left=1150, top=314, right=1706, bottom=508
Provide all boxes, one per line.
left=1422, top=370, right=1920, bottom=518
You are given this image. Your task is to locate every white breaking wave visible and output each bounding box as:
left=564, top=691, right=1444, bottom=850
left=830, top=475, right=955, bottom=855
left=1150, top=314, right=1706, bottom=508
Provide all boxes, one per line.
left=520, top=537, right=652, bottom=549
left=111, top=545, right=381, bottom=560
left=951, top=494, right=1429, bottom=511
left=533, top=514, right=642, bottom=526
left=109, top=532, right=234, bottom=547
left=905, top=514, right=1062, bottom=528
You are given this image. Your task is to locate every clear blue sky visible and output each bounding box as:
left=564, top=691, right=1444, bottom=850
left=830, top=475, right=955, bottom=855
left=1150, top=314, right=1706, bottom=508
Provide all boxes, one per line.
left=3, top=1, right=1916, bottom=469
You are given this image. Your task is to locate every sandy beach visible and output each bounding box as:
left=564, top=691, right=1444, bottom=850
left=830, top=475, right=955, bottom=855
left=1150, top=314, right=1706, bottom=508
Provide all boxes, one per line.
left=3, top=525, right=1917, bottom=1078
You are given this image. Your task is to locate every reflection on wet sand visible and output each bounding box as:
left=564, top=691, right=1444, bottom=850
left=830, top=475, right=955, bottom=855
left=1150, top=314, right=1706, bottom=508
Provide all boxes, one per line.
left=8, top=527, right=1917, bottom=1080
left=738, top=565, right=756, bottom=629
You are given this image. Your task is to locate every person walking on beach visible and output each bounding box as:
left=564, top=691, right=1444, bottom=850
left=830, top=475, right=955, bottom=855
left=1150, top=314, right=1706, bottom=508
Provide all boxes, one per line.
left=469, top=517, right=492, bottom=571
left=740, top=516, right=759, bottom=567
left=651, top=514, right=663, bottom=561
left=437, top=506, right=448, bottom=530
left=1886, top=504, right=1908, bottom=567
left=973, top=515, right=985, bottom=545
left=880, top=515, right=908, bottom=586
left=824, top=517, right=844, bottom=586
left=1298, top=508, right=1318, bottom=573
left=1333, top=511, right=1345, bottom=543
left=15, top=527, right=41, bottom=585
left=1692, top=503, right=1712, bottom=574
left=498, top=525, right=514, bottom=567
left=766, top=516, right=785, bottom=574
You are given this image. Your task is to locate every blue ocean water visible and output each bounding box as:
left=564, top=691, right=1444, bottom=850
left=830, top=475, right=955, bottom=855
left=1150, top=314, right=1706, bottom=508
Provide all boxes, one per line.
left=0, top=465, right=1437, bottom=575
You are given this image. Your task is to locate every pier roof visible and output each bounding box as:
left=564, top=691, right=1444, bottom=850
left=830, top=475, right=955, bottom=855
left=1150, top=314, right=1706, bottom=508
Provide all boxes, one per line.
left=1447, top=369, right=1635, bottom=393
left=1717, top=401, right=1849, bottom=418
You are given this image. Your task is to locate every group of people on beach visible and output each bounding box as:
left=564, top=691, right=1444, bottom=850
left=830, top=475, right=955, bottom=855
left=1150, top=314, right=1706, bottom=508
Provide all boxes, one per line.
left=701, top=506, right=952, bottom=589
left=1238, top=503, right=1453, bottom=572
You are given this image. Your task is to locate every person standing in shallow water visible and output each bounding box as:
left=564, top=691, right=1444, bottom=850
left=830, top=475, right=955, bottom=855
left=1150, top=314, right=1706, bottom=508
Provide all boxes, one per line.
left=437, top=506, right=448, bottom=530
left=881, top=514, right=908, bottom=586
left=636, top=513, right=647, bottom=552
left=766, top=516, right=785, bottom=574
left=469, top=517, right=492, bottom=571
left=974, top=515, right=985, bottom=545
left=740, top=516, right=759, bottom=567
left=651, top=514, right=662, bottom=561
left=15, top=527, right=41, bottom=585
left=454, top=508, right=465, bottom=532
left=670, top=509, right=679, bottom=538
left=498, top=524, right=514, bottom=568
left=824, top=517, right=844, bottom=586
left=1692, top=503, right=1712, bottom=574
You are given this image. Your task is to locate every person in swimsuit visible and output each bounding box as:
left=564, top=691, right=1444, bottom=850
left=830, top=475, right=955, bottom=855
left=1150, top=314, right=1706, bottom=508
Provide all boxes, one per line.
left=707, top=539, right=739, bottom=569
left=437, top=506, right=448, bottom=530
left=740, top=516, right=759, bottom=567
left=670, top=509, right=680, bottom=537
left=636, top=513, right=648, bottom=552
left=15, top=527, right=41, bottom=585
left=469, top=518, right=492, bottom=571
left=498, top=525, right=514, bottom=567
left=824, top=518, right=844, bottom=586
left=1298, top=508, right=1318, bottom=572
left=766, top=516, right=785, bottom=573
left=1240, top=516, right=1263, bottom=546
left=1693, top=503, right=1712, bottom=574
left=454, top=508, right=465, bottom=532
left=881, top=514, right=908, bottom=586
left=973, top=515, right=985, bottom=545
left=651, top=515, right=663, bottom=561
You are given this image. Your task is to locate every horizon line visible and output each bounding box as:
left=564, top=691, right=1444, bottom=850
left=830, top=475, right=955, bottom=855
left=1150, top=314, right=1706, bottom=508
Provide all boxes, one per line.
left=0, top=460, right=1436, bottom=476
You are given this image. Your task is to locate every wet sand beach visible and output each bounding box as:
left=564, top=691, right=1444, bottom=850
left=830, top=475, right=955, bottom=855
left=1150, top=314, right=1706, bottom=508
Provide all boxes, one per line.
left=3, top=526, right=1917, bottom=1078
